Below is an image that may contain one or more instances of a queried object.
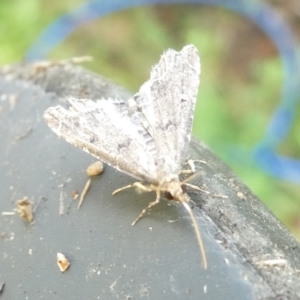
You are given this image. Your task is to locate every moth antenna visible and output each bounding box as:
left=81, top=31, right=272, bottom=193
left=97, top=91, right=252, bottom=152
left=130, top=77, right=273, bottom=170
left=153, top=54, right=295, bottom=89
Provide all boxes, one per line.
left=181, top=200, right=207, bottom=270
left=181, top=172, right=201, bottom=184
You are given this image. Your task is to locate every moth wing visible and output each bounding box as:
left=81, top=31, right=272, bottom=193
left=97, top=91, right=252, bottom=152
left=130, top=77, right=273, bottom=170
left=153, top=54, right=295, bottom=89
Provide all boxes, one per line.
left=44, top=97, right=159, bottom=183
left=132, top=45, right=200, bottom=177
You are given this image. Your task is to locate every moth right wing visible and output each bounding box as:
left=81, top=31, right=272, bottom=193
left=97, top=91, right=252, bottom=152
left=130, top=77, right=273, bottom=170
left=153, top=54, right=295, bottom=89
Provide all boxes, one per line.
left=131, top=45, right=200, bottom=177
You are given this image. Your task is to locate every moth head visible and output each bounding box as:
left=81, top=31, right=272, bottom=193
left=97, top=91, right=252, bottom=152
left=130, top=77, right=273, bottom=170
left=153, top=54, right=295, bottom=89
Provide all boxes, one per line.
left=164, top=184, right=187, bottom=201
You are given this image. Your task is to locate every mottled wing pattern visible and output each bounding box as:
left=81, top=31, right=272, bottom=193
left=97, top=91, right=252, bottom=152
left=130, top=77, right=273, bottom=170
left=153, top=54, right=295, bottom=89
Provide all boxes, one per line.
left=132, top=45, right=200, bottom=179
left=44, top=45, right=200, bottom=184
left=44, top=97, right=159, bottom=183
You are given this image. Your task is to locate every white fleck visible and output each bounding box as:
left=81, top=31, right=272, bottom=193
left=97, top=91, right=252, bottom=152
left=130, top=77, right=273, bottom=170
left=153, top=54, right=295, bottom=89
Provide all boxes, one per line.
left=1, top=212, right=15, bottom=216
left=255, top=259, right=287, bottom=268
left=59, top=191, right=65, bottom=216
left=0, top=94, right=7, bottom=101
left=237, top=192, right=246, bottom=200
left=9, top=94, right=18, bottom=111
left=9, top=233, right=15, bottom=241
left=110, top=277, right=121, bottom=292
left=167, top=218, right=180, bottom=223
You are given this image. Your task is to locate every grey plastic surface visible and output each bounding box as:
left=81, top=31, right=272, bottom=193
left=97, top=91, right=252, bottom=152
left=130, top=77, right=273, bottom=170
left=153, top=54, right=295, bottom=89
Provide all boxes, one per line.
left=1, top=62, right=300, bottom=299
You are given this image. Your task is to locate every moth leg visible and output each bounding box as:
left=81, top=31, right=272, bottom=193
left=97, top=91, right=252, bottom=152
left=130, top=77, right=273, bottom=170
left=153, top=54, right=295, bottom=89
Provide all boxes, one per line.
left=181, top=159, right=207, bottom=174
left=132, top=191, right=161, bottom=226
left=184, top=183, right=228, bottom=199
left=112, top=182, right=152, bottom=195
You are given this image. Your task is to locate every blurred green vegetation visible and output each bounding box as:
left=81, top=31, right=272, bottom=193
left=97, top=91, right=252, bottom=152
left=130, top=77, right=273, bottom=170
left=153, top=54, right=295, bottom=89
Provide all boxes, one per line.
left=1, top=1, right=300, bottom=238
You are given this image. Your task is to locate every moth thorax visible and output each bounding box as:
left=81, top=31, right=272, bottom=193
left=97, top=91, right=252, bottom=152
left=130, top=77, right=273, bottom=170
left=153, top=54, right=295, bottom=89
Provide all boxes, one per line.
left=160, top=175, right=187, bottom=201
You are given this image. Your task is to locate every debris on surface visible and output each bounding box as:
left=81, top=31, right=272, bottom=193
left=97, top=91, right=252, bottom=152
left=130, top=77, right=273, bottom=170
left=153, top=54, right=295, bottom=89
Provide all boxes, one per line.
left=57, top=253, right=70, bottom=272
left=77, top=161, right=104, bottom=209
left=71, top=190, right=79, bottom=200
left=86, top=161, right=104, bottom=177
left=255, top=259, right=287, bottom=268
left=1, top=212, right=15, bottom=216
left=0, top=282, right=5, bottom=295
left=59, top=191, right=65, bottom=216
left=14, top=125, right=33, bottom=141
left=9, top=93, right=18, bottom=111
left=237, top=192, right=246, bottom=200
left=78, top=179, right=91, bottom=209
left=16, top=197, right=33, bottom=222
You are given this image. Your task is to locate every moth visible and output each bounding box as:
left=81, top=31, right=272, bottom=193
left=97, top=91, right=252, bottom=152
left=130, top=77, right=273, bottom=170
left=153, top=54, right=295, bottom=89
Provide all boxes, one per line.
left=44, top=45, right=209, bottom=269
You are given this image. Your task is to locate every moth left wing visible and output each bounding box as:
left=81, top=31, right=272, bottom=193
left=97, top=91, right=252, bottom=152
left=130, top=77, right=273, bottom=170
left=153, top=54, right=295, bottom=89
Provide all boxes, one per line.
left=44, top=97, right=159, bottom=183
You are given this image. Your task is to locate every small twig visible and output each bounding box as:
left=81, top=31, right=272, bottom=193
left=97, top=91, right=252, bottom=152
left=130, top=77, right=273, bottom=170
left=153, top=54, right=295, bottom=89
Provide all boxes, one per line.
left=14, top=125, right=33, bottom=141
left=78, top=179, right=92, bottom=209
